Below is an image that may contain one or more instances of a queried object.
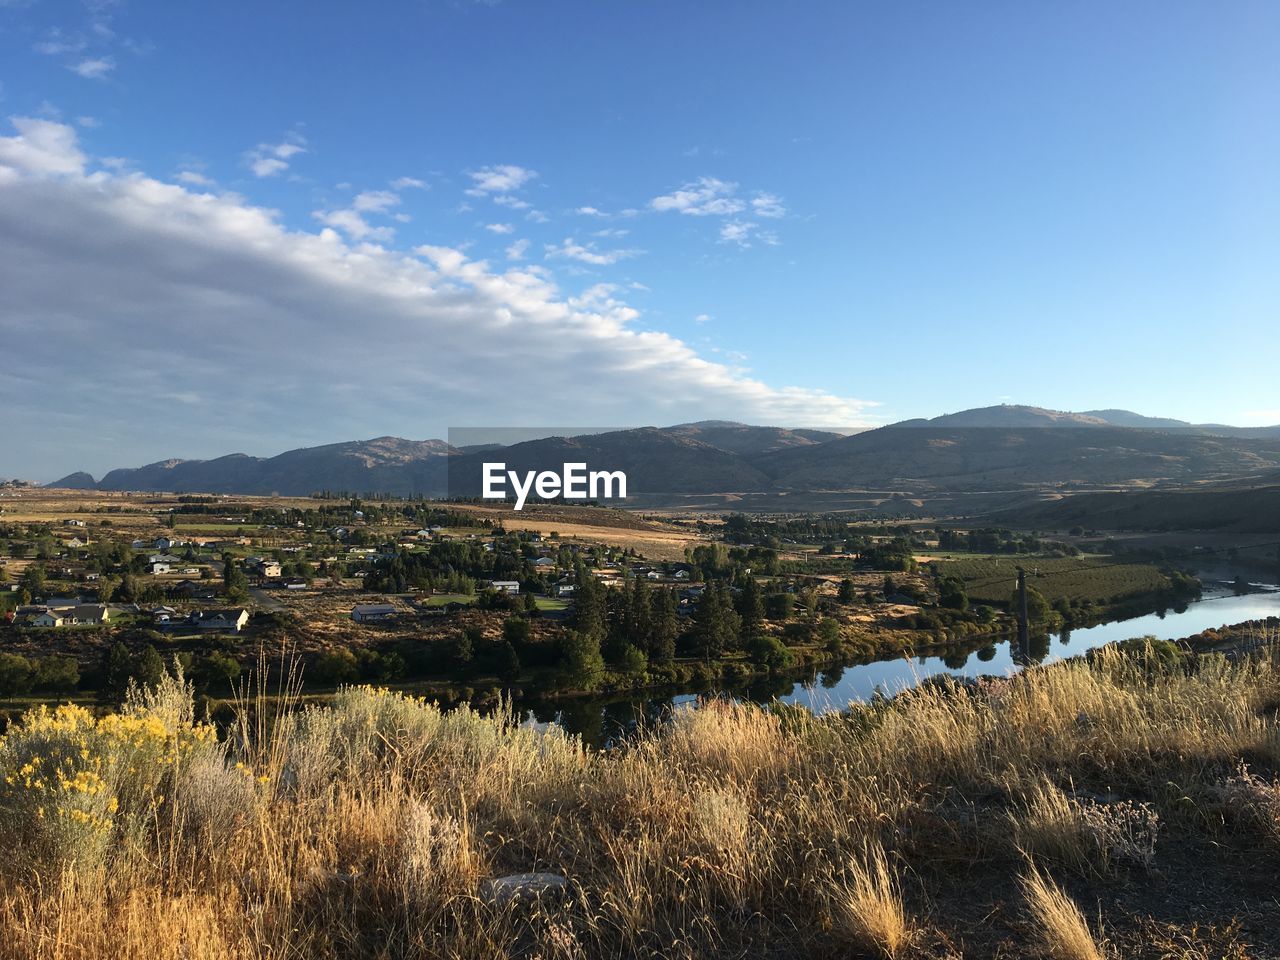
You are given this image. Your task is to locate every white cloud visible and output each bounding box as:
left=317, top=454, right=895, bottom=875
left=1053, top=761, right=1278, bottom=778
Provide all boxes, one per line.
left=719, top=221, right=755, bottom=247
left=391, top=176, right=426, bottom=190
left=651, top=177, right=745, bottom=216
left=0, top=118, right=875, bottom=478
left=525, top=209, right=549, bottom=223
left=505, top=238, right=530, bottom=260
left=575, top=206, right=606, bottom=216
left=245, top=136, right=307, bottom=178
left=751, top=192, right=786, bottom=218
left=0, top=117, right=86, bottom=178
left=76, top=116, right=100, bottom=128
left=312, top=207, right=395, bottom=243
left=485, top=222, right=514, bottom=234
left=694, top=313, right=711, bottom=324
left=545, top=238, right=642, bottom=266
left=35, top=37, right=86, bottom=56
left=70, top=57, right=115, bottom=80
left=465, top=164, right=536, bottom=196
left=175, top=170, right=214, bottom=187
left=352, top=190, right=399, bottom=213
left=493, top=194, right=531, bottom=210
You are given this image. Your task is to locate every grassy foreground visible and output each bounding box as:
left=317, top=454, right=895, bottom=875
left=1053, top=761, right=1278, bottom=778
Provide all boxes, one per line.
left=1, top=645, right=1279, bottom=958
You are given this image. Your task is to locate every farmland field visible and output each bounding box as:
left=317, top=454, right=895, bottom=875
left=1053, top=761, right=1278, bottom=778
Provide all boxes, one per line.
left=937, top=555, right=1174, bottom=605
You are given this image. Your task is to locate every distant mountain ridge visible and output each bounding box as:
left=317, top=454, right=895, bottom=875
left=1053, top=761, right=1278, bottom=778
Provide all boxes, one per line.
left=46, top=407, right=1280, bottom=500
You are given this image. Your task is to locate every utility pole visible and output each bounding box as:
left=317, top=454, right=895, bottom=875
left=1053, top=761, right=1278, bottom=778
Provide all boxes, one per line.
left=1016, top=567, right=1029, bottom=651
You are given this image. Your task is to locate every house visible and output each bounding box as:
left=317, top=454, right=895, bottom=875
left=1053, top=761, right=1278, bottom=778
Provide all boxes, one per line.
left=151, top=605, right=179, bottom=624
left=490, top=581, right=520, bottom=596
left=154, top=536, right=187, bottom=550
left=34, top=604, right=110, bottom=627
left=556, top=584, right=576, bottom=598
left=255, top=560, right=282, bottom=578
left=149, top=562, right=172, bottom=575
left=533, top=557, right=556, bottom=568
left=351, top=603, right=398, bottom=623
left=673, top=569, right=692, bottom=581
left=68, top=604, right=109, bottom=624
left=63, top=518, right=86, bottom=527
left=646, top=571, right=661, bottom=580
left=64, top=537, right=85, bottom=548
left=149, top=554, right=181, bottom=564
left=188, top=608, right=250, bottom=632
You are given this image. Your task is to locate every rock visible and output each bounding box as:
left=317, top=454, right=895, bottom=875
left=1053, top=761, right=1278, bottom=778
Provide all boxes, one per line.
left=480, top=872, right=569, bottom=907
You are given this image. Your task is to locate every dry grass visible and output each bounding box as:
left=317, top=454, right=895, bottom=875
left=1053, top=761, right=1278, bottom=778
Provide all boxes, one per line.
left=1021, top=866, right=1105, bottom=960
left=0, top=644, right=1277, bottom=957
left=833, top=841, right=912, bottom=958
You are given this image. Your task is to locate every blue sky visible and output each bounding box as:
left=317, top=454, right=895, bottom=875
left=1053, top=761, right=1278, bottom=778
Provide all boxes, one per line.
left=1, top=0, right=1278, bottom=478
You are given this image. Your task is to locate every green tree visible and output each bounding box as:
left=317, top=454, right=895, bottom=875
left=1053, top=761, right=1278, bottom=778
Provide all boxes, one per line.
left=34, top=655, right=80, bottom=693
left=747, top=634, right=794, bottom=671
left=96, top=574, right=120, bottom=604
left=693, top=583, right=741, bottom=661
left=193, top=652, right=241, bottom=691
left=736, top=576, right=764, bottom=639
left=648, top=589, right=679, bottom=665
left=20, top=565, right=45, bottom=599
left=311, top=649, right=359, bottom=685
left=817, top=618, right=843, bottom=654
left=496, top=641, right=522, bottom=684
left=0, top=653, right=34, bottom=696
left=939, top=577, right=969, bottom=611
left=104, top=642, right=134, bottom=695
left=837, top=579, right=857, bottom=605
left=559, top=629, right=605, bottom=690
left=222, top=553, right=248, bottom=601
left=132, top=645, right=166, bottom=690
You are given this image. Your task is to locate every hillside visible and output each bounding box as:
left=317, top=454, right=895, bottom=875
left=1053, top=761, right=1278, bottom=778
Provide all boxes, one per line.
left=448, top=427, right=772, bottom=496
left=43, top=407, right=1280, bottom=500
left=994, top=482, right=1280, bottom=533
left=94, top=437, right=454, bottom=497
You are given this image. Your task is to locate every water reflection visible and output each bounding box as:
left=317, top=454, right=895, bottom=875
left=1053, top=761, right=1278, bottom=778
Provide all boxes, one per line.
left=515, top=583, right=1280, bottom=743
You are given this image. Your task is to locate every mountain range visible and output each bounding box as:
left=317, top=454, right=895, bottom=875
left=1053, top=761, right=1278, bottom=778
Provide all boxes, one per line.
left=47, top=406, right=1280, bottom=502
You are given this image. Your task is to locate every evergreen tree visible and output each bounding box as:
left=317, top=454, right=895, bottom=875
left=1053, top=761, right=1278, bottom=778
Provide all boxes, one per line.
left=649, top=589, right=678, bottom=665
left=133, top=645, right=166, bottom=690
left=104, top=642, right=133, bottom=696
left=837, top=578, right=857, bottom=605
left=736, top=576, right=764, bottom=639
left=693, top=582, right=741, bottom=661
left=222, top=553, right=248, bottom=601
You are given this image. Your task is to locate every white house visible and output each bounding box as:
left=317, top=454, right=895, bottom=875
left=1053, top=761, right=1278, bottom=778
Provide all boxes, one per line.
left=188, top=608, right=250, bottom=632
left=491, top=581, right=520, bottom=596
left=149, top=562, right=171, bottom=575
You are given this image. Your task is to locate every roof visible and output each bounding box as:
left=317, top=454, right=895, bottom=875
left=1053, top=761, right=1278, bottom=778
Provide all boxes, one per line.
left=352, top=603, right=397, bottom=615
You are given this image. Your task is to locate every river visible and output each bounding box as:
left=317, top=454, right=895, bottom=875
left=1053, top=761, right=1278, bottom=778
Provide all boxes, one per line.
left=520, top=576, right=1280, bottom=746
